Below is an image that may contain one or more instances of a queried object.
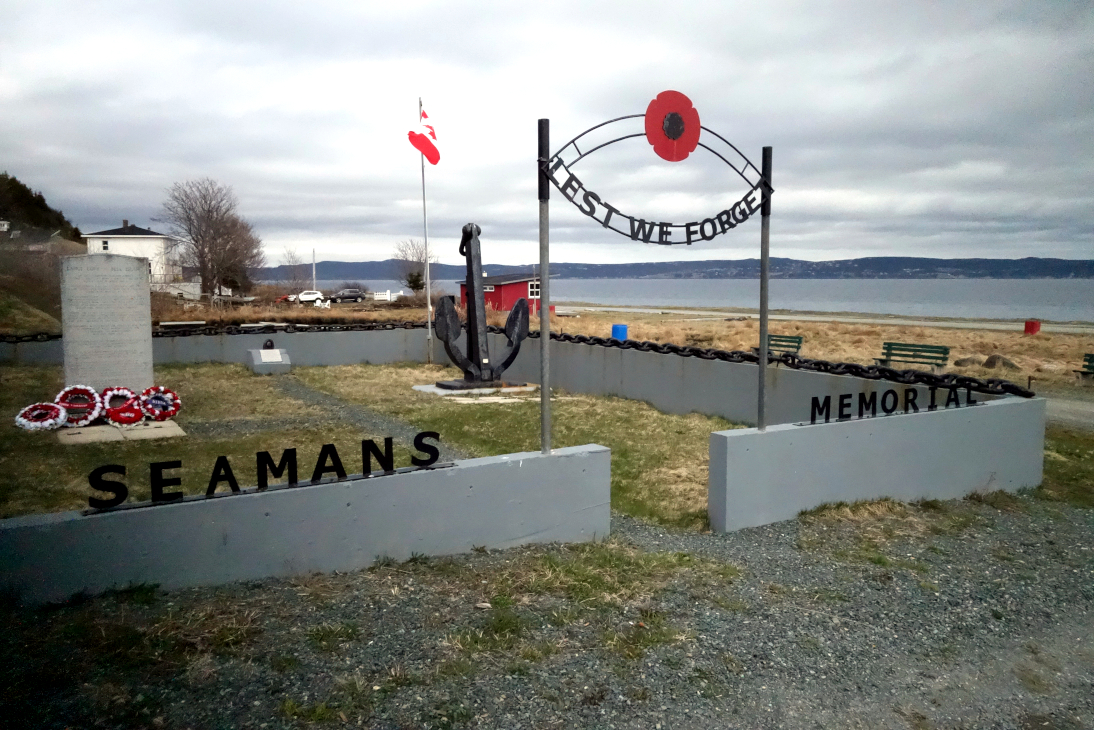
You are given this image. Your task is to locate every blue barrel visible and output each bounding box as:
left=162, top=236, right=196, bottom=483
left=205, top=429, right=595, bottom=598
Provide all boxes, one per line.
left=611, top=324, right=628, bottom=341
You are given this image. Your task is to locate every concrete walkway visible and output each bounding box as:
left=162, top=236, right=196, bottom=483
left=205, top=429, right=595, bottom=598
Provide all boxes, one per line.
left=1045, top=397, right=1094, bottom=431
left=557, top=304, right=1094, bottom=335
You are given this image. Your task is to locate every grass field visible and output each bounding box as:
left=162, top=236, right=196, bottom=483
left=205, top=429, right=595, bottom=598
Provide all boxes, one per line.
left=2, top=360, right=1091, bottom=524
left=0, top=362, right=730, bottom=526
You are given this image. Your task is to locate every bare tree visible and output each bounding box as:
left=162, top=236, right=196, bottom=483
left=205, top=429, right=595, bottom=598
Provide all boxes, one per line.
left=158, top=178, right=265, bottom=296
left=281, top=248, right=311, bottom=294
left=392, top=238, right=438, bottom=293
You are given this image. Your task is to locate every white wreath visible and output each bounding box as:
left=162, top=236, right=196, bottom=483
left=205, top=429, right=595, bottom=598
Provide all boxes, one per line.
left=54, top=385, right=104, bottom=428
left=14, top=402, right=68, bottom=431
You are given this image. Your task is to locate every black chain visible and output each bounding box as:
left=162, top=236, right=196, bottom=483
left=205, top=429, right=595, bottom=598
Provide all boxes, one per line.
left=4, top=324, right=1034, bottom=398
left=523, top=330, right=1036, bottom=398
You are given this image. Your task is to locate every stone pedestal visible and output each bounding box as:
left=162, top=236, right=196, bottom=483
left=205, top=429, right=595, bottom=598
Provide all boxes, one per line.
left=61, top=255, right=154, bottom=391
left=247, top=349, right=291, bottom=375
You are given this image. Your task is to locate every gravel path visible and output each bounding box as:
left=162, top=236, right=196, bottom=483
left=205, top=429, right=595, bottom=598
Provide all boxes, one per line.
left=5, top=496, right=1092, bottom=729
left=182, top=376, right=473, bottom=462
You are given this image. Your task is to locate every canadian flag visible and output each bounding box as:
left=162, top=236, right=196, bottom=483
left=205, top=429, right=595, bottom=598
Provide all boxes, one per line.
left=408, top=108, right=440, bottom=165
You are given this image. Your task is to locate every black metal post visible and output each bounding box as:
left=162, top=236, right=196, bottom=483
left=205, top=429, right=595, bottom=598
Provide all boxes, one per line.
left=757, top=146, right=772, bottom=431
left=538, top=119, right=551, bottom=454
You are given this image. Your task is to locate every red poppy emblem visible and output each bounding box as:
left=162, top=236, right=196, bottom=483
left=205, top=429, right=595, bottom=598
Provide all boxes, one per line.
left=644, top=90, right=701, bottom=162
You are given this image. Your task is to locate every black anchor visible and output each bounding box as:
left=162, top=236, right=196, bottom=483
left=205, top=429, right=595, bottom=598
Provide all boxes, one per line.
left=434, top=223, right=529, bottom=389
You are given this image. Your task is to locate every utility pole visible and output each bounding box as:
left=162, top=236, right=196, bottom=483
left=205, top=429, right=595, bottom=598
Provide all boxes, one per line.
left=312, top=248, right=316, bottom=291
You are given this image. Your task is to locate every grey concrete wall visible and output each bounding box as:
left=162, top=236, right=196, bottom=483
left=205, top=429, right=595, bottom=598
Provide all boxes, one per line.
left=0, top=339, right=63, bottom=364
left=708, top=397, right=1045, bottom=533
left=499, top=336, right=991, bottom=427
left=154, top=329, right=429, bottom=366
left=0, top=445, right=610, bottom=605
left=4, top=329, right=996, bottom=428
left=1, top=330, right=426, bottom=367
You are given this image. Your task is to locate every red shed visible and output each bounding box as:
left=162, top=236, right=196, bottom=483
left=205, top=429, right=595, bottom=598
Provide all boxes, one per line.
left=459, top=274, right=554, bottom=316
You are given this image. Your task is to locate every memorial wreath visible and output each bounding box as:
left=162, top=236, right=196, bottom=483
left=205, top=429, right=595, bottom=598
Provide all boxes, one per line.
left=101, top=386, right=144, bottom=427
left=54, top=385, right=104, bottom=428
left=139, top=386, right=181, bottom=421
left=14, top=402, right=69, bottom=431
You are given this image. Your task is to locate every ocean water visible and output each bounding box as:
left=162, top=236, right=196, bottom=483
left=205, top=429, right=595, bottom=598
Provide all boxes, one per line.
left=308, top=278, right=1093, bottom=322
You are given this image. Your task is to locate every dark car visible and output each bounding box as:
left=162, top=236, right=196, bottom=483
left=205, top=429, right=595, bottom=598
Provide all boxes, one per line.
left=331, top=289, right=365, bottom=303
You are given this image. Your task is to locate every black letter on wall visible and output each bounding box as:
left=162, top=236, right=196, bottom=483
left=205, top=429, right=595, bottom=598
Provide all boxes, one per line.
left=363, top=438, right=395, bottom=474
left=257, top=449, right=297, bottom=490
left=904, top=389, right=919, bottom=413
left=411, top=431, right=441, bottom=467
left=810, top=396, right=831, bottom=424
left=858, top=392, right=877, bottom=418
left=151, top=461, right=183, bottom=503
left=881, top=390, right=899, bottom=414
left=311, top=444, right=347, bottom=484
left=206, top=455, right=240, bottom=496
left=945, top=387, right=961, bottom=408
left=838, top=393, right=852, bottom=420
left=88, top=464, right=128, bottom=509
left=965, top=387, right=978, bottom=406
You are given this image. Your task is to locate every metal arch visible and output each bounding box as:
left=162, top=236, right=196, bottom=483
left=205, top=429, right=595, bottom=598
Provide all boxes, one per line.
left=550, top=113, right=643, bottom=160
left=565, top=133, right=646, bottom=166
left=698, top=125, right=764, bottom=181
left=549, top=115, right=768, bottom=192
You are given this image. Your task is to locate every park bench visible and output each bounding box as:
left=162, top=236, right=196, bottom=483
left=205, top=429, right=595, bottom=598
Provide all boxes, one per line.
left=1075, top=353, right=1094, bottom=384
left=752, top=334, right=803, bottom=364
left=875, top=342, right=949, bottom=373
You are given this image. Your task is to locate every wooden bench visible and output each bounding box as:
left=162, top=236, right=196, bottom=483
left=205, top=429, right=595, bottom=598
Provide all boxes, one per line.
left=752, top=334, right=803, bottom=364
left=1075, top=353, right=1094, bottom=384
left=875, top=342, right=949, bottom=374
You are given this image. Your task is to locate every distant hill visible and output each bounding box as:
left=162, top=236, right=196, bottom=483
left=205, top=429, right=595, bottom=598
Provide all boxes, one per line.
left=0, top=173, right=81, bottom=240
left=259, top=257, right=1094, bottom=282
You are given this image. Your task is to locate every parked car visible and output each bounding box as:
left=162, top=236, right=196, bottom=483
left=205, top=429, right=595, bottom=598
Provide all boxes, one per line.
left=275, top=294, right=296, bottom=304
left=331, top=288, right=365, bottom=303
left=296, top=290, right=325, bottom=304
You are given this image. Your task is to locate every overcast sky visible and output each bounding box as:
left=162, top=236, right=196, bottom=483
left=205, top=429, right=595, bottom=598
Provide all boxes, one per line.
left=2, top=1, right=1092, bottom=266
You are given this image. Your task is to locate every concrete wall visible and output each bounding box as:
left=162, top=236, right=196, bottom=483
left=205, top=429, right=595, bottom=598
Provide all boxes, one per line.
left=500, top=336, right=990, bottom=427
left=708, top=397, right=1045, bottom=533
left=2, top=330, right=427, bottom=368
left=4, top=329, right=999, bottom=427
left=0, top=445, right=610, bottom=605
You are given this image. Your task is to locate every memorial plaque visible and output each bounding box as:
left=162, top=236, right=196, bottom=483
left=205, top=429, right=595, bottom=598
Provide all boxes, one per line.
left=61, top=255, right=154, bottom=391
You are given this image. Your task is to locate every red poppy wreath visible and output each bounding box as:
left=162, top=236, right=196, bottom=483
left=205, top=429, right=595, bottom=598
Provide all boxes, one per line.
left=644, top=90, right=701, bottom=162
left=54, top=384, right=104, bottom=428
left=101, top=386, right=144, bottom=427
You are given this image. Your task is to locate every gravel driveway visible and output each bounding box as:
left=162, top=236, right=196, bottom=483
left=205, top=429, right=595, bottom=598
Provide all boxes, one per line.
left=4, top=494, right=1091, bottom=729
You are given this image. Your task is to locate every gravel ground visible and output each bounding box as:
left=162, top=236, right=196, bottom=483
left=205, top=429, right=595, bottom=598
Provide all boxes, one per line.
left=4, top=496, right=1092, bottom=730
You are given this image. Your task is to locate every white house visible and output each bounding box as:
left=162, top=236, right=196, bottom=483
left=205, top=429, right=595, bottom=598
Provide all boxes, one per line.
left=83, top=221, right=181, bottom=282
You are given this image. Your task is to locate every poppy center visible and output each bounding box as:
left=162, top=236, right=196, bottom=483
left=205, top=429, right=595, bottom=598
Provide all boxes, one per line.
left=662, top=112, right=685, bottom=140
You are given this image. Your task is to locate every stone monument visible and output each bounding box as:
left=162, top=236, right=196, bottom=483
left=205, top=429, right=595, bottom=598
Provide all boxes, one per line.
left=61, top=254, right=154, bottom=391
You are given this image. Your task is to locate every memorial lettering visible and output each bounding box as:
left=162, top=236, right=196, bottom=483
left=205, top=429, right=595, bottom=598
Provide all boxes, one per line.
left=86, top=432, right=443, bottom=510
left=809, top=391, right=981, bottom=424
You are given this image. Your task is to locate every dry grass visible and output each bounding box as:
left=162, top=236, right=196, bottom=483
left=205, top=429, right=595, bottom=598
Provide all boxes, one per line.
left=295, top=362, right=732, bottom=527
left=556, top=311, right=1094, bottom=389
left=0, top=289, right=60, bottom=334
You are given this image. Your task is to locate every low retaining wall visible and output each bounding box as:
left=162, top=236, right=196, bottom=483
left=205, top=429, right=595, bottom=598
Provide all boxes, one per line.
left=3, top=329, right=998, bottom=427
left=0, top=445, right=610, bottom=605
left=500, top=336, right=989, bottom=427
left=1, top=329, right=426, bottom=367
left=708, top=397, right=1045, bottom=533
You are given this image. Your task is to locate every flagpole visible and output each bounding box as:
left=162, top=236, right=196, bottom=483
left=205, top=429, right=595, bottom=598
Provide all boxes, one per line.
left=420, top=97, right=434, bottom=364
